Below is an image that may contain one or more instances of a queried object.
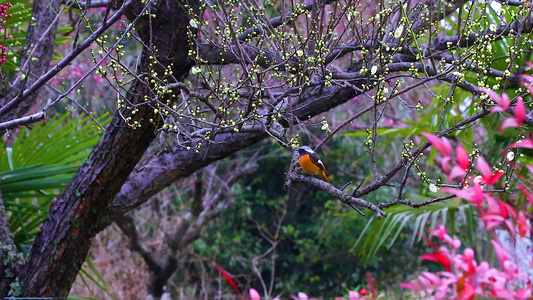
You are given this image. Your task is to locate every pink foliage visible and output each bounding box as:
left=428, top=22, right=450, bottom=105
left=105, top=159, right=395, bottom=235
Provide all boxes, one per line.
left=422, top=132, right=452, bottom=156
left=402, top=226, right=531, bottom=299
left=0, top=3, right=12, bottom=65
left=249, top=288, right=261, bottom=300
left=406, top=86, right=533, bottom=299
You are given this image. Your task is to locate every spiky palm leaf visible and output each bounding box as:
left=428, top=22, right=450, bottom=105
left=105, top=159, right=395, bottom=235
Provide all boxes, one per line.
left=353, top=198, right=473, bottom=262
left=0, top=113, right=108, bottom=251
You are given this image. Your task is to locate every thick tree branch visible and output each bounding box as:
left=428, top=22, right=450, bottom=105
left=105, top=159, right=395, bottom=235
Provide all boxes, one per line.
left=288, top=172, right=385, bottom=217
left=121, top=161, right=257, bottom=297
left=64, top=0, right=110, bottom=9
left=237, top=0, right=338, bottom=41
left=116, top=216, right=162, bottom=273
left=0, top=112, right=46, bottom=131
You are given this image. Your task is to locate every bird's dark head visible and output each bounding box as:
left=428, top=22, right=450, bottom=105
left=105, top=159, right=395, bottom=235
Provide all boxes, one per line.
left=298, top=145, right=314, bottom=156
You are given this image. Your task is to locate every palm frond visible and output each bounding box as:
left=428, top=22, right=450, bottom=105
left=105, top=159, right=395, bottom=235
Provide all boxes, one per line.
left=0, top=113, right=109, bottom=249
left=353, top=198, right=467, bottom=262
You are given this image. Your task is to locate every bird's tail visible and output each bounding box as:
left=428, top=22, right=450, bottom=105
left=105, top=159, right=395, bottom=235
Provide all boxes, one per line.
left=321, top=170, right=331, bottom=183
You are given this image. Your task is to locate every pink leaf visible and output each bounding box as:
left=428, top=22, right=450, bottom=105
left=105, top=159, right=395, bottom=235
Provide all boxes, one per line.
left=441, top=156, right=451, bottom=173
left=500, top=118, right=520, bottom=132
left=418, top=274, right=432, bottom=289
left=348, top=290, right=359, bottom=300
left=522, top=82, right=533, bottom=98
left=503, top=219, right=517, bottom=236
left=476, top=157, right=492, bottom=180
left=214, top=264, right=241, bottom=296
left=460, top=284, right=476, bottom=300
left=483, top=171, right=503, bottom=185
left=421, top=253, right=451, bottom=271
left=502, top=200, right=517, bottom=219
left=518, top=184, right=533, bottom=206
left=491, top=240, right=511, bottom=267
left=486, top=195, right=500, bottom=213
left=478, top=87, right=502, bottom=104
left=298, top=292, right=308, bottom=300
left=517, top=211, right=530, bottom=238
left=400, top=282, right=421, bottom=291
left=451, top=238, right=461, bottom=249
left=498, top=199, right=509, bottom=220
left=441, top=137, right=452, bottom=156
left=422, top=132, right=452, bottom=156
left=491, top=93, right=511, bottom=113
left=509, top=139, right=533, bottom=149
left=442, top=182, right=484, bottom=206
left=515, top=97, right=526, bottom=124
left=515, top=288, right=532, bottom=300
left=456, top=145, right=469, bottom=171
left=250, top=288, right=261, bottom=300
left=421, top=271, right=441, bottom=285
left=500, top=93, right=511, bottom=110
left=447, top=166, right=466, bottom=183
left=434, top=225, right=446, bottom=240
left=463, top=248, right=474, bottom=261
left=491, top=106, right=506, bottom=114
left=520, top=73, right=533, bottom=83
left=476, top=157, right=503, bottom=185
left=481, top=214, right=505, bottom=230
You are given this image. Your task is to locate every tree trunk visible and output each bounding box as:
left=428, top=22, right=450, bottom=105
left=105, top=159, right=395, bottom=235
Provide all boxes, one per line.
left=19, top=0, right=200, bottom=297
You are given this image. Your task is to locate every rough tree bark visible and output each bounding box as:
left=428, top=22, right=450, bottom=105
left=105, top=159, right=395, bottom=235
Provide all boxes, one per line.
left=18, top=0, right=201, bottom=297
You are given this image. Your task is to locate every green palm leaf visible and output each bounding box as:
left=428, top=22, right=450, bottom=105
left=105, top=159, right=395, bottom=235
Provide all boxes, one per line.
left=353, top=198, right=468, bottom=262
left=0, top=113, right=109, bottom=250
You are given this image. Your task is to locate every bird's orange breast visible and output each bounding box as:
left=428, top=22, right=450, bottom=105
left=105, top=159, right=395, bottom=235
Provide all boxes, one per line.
left=298, top=154, right=322, bottom=175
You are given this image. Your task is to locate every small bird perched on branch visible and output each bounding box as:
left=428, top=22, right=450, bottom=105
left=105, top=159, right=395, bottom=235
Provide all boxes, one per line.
left=297, top=145, right=331, bottom=183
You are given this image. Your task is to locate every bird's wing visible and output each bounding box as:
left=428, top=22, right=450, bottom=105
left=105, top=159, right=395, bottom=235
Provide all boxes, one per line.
left=308, top=151, right=326, bottom=170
